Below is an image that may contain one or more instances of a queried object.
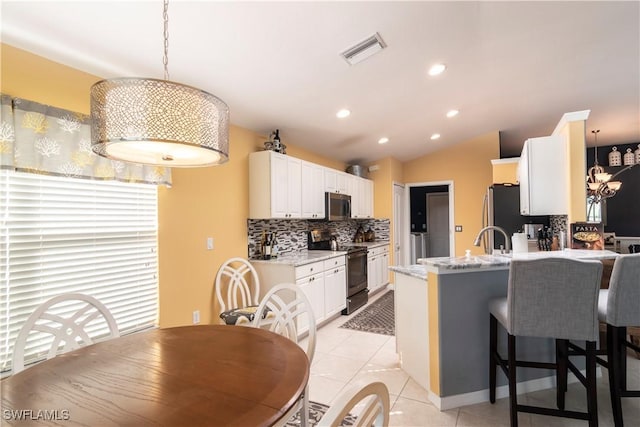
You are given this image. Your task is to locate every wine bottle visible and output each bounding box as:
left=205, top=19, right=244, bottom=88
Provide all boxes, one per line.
left=271, top=232, right=278, bottom=258
left=263, top=233, right=272, bottom=260
left=273, top=129, right=281, bottom=152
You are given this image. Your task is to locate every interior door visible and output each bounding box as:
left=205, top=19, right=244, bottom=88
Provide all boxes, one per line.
left=393, top=183, right=405, bottom=268
left=426, top=192, right=450, bottom=257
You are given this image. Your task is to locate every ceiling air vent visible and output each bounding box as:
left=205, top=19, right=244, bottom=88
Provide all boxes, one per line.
left=340, top=32, right=387, bottom=65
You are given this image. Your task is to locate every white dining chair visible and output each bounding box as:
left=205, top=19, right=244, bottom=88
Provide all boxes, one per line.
left=12, top=293, right=119, bottom=373
left=317, top=381, right=390, bottom=427
left=253, top=283, right=317, bottom=427
left=215, top=257, right=264, bottom=325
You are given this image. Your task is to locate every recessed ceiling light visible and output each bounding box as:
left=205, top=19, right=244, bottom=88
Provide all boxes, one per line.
left=378, top=137, right=389, bottom=144
left=428, top=63, right=446, bottom=76
left=336, top=109, right=351, bottom=119
left=446, top=109, right=459, bottom=118
left=430, top=134, right=441, bottom=140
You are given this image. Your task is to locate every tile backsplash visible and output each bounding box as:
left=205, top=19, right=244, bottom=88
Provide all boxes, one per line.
left=549, top=215, right=568, bottom=236
left=247, top=218, right=390, bottom=258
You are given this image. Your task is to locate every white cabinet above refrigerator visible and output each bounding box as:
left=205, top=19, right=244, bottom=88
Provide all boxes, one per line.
left=518, top=135, right=568, bottom=215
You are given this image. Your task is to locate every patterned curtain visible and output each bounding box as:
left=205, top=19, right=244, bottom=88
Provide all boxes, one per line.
left=0, top=94, right=171, bottom=186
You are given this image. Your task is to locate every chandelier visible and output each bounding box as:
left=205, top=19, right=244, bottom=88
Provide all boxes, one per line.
left=586, top=129, right=636, bottom=219
left=90, top=0, right=229, bottom=167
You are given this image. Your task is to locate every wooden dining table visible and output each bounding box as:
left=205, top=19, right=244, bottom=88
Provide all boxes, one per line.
left=1, top=325, right=310, bottom=426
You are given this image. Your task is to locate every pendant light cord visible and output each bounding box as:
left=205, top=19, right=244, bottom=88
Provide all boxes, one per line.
left=163, top=0, right=170, bottom=81
left=592, top=129, right=600, bottom=165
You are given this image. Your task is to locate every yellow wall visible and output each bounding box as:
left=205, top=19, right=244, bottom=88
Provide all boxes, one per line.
left=2, top=44, right=346, bottom=327
left=567, top=121, right=587, bottom=224
left=403, top=132, right=501, bottom=256
left=1, top=44, right=96, bottom=112
left=367, top=157, right=403, bottom=278
left=492, top=158, right=519, bottom=184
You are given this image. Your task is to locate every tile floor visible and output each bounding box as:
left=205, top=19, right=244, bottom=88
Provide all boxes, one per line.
left=302, top=289, right=640, bottom=427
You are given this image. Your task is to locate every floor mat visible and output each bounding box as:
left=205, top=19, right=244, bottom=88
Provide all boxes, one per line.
left=339, top=290, right=394, bottom=336
left=285, top=401, right=357, bottom=426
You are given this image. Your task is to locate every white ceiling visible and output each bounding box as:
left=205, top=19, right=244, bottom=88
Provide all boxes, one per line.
left=2, top=1, right=639, bottom=164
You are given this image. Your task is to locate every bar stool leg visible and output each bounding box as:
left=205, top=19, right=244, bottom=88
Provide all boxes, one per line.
left=585, top=340, right=598, bottom=427
left=619, top=327, right=627, bottom=391
left=556, top=339, right=568, bottom=410
left=508, top=333, right=518, bottom=427
left=607, top=324, right=624, bottom=427
left=490, top=314, right=498, bottom=404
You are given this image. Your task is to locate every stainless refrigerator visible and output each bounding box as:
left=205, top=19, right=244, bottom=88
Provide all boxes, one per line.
left=410, top=232, right=429, bottom=264
left=481, top=184, right=549, bottom=252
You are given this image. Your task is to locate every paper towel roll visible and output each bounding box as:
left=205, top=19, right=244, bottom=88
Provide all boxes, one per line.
left=512, top=233, right=528, bottom=253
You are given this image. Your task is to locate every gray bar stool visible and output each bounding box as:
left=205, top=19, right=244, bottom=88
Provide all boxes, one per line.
left=489, top=258, right=603, bottom=427
left=571, top=253, right=640, bottom=426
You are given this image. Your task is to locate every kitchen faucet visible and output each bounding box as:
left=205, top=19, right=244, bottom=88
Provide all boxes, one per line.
left=473, top=226, right=511, bottom=254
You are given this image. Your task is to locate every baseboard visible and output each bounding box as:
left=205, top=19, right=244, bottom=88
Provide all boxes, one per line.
left=430, top=368, right=602, bottom=411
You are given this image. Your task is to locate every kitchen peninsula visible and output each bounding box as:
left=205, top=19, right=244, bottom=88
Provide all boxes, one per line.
left=390, top=250, right=618, bottom=411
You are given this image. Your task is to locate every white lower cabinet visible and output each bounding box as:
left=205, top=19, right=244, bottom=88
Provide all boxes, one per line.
left=252, top=255, right=347, bottom=335
left=323, top=260, right=347, bottom=318
left=296, top=271, right=324, bottom=333
left=367, top=245, right=390, bottom=293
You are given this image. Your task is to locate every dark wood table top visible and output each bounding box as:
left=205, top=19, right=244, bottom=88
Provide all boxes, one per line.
left=1, top=325, right=310, bottom=426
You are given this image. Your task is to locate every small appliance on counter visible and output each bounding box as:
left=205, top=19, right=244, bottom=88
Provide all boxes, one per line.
left=329, top=235, right=338, bottom=251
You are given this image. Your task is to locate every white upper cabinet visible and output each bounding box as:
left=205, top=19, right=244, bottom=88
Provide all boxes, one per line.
left=250, top=151, right=373, bottom=220
left=360, top=177, right=374, bottom=218
left=301, top=160, right=325, bottom=219
left=349, top=175, right=374, bottom=219
left=518, top=135, right=567, bottom=215
left=249, top=151, right=301, bottom=219
left=336, top=172, right=348, bottom=194
left=325, top=169, right=348, bottom=194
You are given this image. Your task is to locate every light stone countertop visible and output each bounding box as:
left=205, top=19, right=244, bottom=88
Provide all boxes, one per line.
left=419, top=249, right=619, bottom=273
left=250, top=250, right=347, bottom=267
left=342, top=240, right=390, bottom=249
left=389, top=264, right=428, bottom=280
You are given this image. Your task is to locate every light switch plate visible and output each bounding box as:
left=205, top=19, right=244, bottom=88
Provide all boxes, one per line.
left=455, top=225, right=463, bottom=232
left=207, top=237, right=214, bottom=250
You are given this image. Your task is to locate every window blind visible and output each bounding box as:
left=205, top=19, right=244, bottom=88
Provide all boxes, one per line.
left=0, top=170, right=158, bottom=373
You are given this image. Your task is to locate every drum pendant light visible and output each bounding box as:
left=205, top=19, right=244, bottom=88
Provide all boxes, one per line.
left=90, top=0, right=229, bottom=167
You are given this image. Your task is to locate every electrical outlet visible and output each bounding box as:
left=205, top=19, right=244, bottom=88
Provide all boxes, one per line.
left=192, top=310, right=200, bottom=324
left=206, top=237, right=214, bottom=250
left=455, top=225, right=463, bottom=232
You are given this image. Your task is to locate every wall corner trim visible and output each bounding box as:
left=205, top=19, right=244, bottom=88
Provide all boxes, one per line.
left=552, top=110, right=591, bottom=136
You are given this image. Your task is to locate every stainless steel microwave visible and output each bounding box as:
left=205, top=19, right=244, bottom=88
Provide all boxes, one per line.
left=325, top=192, right=351, bottom=221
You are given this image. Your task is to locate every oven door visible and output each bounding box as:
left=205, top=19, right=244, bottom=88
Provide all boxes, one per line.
left=346, top=250, right=368, bottom=296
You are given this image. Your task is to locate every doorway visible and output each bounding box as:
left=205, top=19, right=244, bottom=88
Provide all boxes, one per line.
left=393, top=183, right=405, bottom=270
left=426, top=192, right=450, bottom=257
left=408, top=182, right=454, bottom=263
